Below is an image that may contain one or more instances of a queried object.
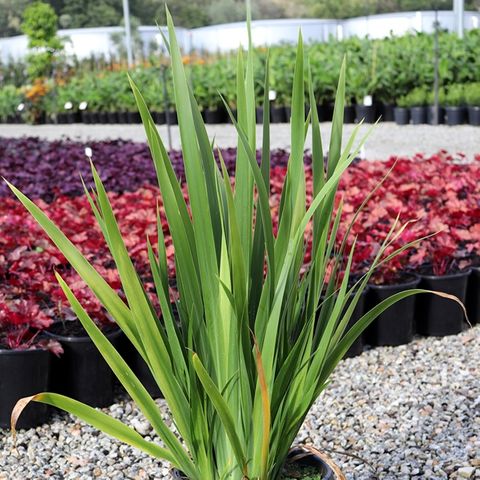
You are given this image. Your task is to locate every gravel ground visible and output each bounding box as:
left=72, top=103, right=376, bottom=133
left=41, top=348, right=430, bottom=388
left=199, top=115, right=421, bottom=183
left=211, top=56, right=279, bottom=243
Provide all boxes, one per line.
left=1, top=325, right=479, bottom=480
left=1, top=123, right=479, bottom=160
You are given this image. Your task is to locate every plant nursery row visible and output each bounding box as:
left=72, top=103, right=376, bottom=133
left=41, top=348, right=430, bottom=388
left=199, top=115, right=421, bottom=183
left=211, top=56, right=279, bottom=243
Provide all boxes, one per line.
left=0, top=137, right=479, bottom=428
left=1, top=29, right=479, bottom=124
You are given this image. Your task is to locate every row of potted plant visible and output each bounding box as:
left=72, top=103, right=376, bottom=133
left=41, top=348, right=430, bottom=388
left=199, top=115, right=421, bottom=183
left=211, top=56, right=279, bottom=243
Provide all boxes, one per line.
left=393, top=83, right=480, bottom=126
left=1, top=28, right=480, bottom=125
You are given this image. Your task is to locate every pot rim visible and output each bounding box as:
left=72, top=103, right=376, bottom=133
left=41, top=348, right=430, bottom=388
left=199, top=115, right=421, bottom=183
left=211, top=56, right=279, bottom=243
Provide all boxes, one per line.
left=44, top=322, right=123, bottom=343
left=0, top=346, right=50, bottom=356
left=419, top=268, right=471, bottom=281
left=287, top=445, right=346, bottom=480
left=368, top=274, right=420, bottom=290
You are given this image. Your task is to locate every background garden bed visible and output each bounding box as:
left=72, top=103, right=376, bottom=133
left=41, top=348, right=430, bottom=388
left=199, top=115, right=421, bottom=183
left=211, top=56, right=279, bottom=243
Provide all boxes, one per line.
left=1, top=137, right=479, bottom=354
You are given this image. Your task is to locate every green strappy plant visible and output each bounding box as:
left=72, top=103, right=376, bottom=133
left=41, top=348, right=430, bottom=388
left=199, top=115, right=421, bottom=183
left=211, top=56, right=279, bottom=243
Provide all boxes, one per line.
left=9, top=7, right=454, bottom=480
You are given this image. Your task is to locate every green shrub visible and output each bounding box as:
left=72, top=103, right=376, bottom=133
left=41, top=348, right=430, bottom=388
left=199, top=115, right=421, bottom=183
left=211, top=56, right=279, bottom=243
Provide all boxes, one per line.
left=426, top=86, right=447, bottom=106
left=0, top=85, right=22, bottom=121
left=464, top=82, right=480, bottom=106
left=21, top=1, right=64, bottom=80
left=400, top=87, right=429, bottom=107
left=445, top=84, right=465, bottom=106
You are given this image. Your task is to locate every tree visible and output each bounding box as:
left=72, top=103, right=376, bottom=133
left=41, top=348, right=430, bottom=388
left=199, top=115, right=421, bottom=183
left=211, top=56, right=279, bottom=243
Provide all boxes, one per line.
left=21, top=1, right=64, bottom=79
left=59, top=0, right=121, bottom=28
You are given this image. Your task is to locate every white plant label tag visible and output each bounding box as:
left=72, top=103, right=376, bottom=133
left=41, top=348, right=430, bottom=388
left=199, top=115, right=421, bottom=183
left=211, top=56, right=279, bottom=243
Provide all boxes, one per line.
left=79, top=101, right=88, bottom=110
left=363, top=95, right=373, bottom=106
left=269, top=90, right=277, bottom=101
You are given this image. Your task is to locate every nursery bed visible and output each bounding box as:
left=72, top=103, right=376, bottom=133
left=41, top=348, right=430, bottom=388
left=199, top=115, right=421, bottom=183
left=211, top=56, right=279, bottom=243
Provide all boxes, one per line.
left=1, top=325, right=478, bottom=480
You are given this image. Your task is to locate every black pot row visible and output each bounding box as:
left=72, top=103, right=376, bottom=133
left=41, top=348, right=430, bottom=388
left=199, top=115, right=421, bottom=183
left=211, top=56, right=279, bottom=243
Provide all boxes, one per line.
left=2, top=268, right=478, bottom=429
left=0, top=103, right=394, bottom=126
left=346, top=268, right=478, bottom=359
left=0, top=329, right=160, bottom=430
left=394, top=105, right=480, bottom=126
left=260, top=103, right=393, bottom=125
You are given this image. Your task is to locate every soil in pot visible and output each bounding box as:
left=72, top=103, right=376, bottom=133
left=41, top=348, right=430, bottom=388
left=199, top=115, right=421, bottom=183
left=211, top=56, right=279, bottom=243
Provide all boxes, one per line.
left=394, top=107, right=409, bottom=125
left=46, top=320, right=124, bottom=407
left=355, top=105, right=376, bottom=124
left=0, top=347, right=50, bottom=429
left=416, top=269, right=470, bottom=336
left=410, top=106, right=427, bottom=125
left=282, top=447, right=345, bottom=479
left=467, top=106, right=480, bottom=126
left=271, top=105, right=287, bottom=123
left=445, top=106, right=466, bottom=126
left=366, top=274, right=420, bottom=346
left=344, top=105, right=355, bottom=123
left=466, top=267, right=480, bottom=325
left=427, top=105, right=445, bottom=124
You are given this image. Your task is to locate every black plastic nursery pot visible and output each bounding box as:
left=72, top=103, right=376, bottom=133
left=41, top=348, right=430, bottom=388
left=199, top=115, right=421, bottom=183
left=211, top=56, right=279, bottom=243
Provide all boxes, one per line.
left=416, top=270, right=470, bottom=337
left=343, top=105, right=355, bottom=123
left=0, top=348, right=50, bottom=429
left=152, top=111, right=166, bottom=125
left=343, top=288, right=367, bottom=358
left=394, top=107, right=409, bottom=125
left=427, top=105, right=445, bottom=125
left=117, top=111, right=129, bottom=124
left=270, top=105, right=287, bottom=123
left=107, top=112, right=119, bottom=124
left=126, top=111, right=141, bottom=123
left=172, top=446, right=346, bottom=479
left=166, top=110, right=178, bottom=125
left=409, top=106, right=427, bottom=125
left=255, top=106, right=264, bottom=124
left=203, top=108, right=226, bottom=124
left=81, top=111, right=91, bottom=124
left=445, top=106, right=466, bottom=126
left=98, top=111, right=109, bottom=124
left=56, top=112, right=70, bottom=124
left=89, top=112, right=99, bottom=124
left=45, top=322, right=124, bottom=407
left=122, top=341, right=163, bottom=398
left=366, top=275, right=420, bottom=347
left=466, top=267, right=480, bottom=325
left=354, top=104, right=376, bottom=123
left=467, top=106, right=480, bottom=126
left=380, top=103, right=395, bottom=122
left=316, top=103, right=333, bottom=122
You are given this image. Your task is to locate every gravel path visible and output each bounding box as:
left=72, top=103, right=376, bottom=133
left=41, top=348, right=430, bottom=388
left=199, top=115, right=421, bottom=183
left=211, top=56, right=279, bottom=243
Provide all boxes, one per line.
left=1, top=123, right=479, bottom=160
left=1, top=325, right=479, bottom=480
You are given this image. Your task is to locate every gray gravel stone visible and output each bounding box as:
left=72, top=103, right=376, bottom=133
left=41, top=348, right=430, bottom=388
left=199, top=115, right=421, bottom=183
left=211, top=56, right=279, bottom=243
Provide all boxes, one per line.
left=0, top=325, right=478, bottom=479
